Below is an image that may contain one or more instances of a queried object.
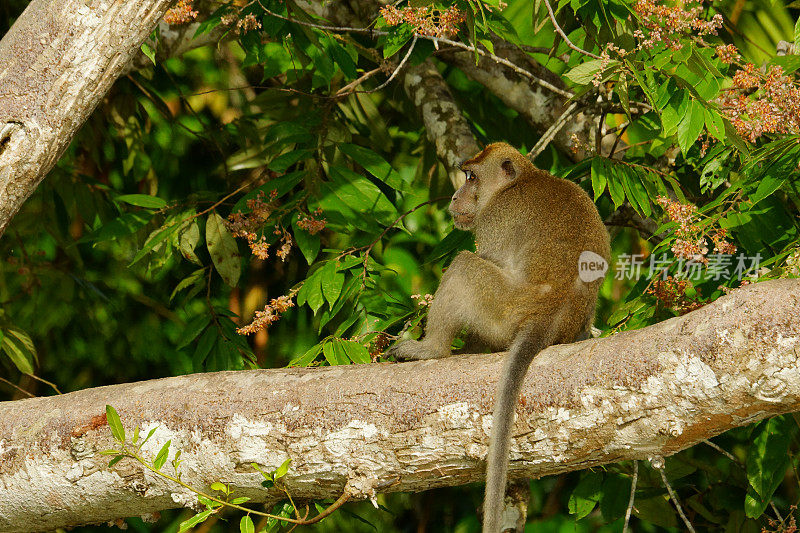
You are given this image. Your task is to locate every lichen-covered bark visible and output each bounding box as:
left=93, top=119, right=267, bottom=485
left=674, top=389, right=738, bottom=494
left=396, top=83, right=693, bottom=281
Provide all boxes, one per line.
left=0, top=0, right=174, bottom=237
left=403, top=61, right=481, bottom=188
left=1, top=279, right=799, bottom=532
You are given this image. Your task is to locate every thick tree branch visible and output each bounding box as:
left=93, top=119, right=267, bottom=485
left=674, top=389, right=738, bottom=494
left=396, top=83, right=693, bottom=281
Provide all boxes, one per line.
left=0, top=0, right=174, bottom=238
left=1, top=279, right=799, bottom=531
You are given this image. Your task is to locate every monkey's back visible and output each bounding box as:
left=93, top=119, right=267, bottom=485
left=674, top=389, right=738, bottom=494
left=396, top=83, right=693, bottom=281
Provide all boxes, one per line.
left=475, top=169, right=610, bottom=341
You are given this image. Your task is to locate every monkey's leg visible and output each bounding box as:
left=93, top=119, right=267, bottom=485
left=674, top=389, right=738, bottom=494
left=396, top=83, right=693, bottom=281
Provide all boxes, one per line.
left=390, top=251, right=519, bottom=361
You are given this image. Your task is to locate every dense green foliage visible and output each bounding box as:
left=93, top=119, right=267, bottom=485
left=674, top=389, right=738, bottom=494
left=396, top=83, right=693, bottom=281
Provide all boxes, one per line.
left=2, top=0, right=800, bottom=531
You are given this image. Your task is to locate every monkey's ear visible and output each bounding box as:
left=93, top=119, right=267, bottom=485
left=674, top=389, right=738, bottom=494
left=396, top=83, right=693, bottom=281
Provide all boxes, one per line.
left=501, top=159, right=516, bottom=179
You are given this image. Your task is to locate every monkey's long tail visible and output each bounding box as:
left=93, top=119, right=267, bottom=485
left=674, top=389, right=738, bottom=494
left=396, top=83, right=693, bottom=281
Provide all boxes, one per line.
left=481, top=318, right=560, bottom=533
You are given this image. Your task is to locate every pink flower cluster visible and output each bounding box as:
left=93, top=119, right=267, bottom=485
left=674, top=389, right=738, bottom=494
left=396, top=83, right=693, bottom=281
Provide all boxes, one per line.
left=297, top=208, right=327, bottom=235
left=237, top=292, right=297, bottom=335
left=646, top=276, right=705, bottom=314
left=656, top=196, right=736, bottom=264
left=714, top=44, right=740, bottom=64
left=164, top=0, right=198, bottom=25
left=380, top=5, right=466, bottom=38
left=226, top=190, right=278, bottom=260
left=721, top=65, right=800, bottom=142
left=632, top=0, right=722, bottom=50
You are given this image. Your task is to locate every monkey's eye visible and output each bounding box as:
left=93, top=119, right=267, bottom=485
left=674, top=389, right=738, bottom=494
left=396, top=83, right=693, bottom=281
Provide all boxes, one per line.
left=464, top=170, right=476, bottom=182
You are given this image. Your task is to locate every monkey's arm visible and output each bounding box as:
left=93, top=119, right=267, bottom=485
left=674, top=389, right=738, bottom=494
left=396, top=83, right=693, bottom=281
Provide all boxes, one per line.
left=389, top=251, right=530, bottom=361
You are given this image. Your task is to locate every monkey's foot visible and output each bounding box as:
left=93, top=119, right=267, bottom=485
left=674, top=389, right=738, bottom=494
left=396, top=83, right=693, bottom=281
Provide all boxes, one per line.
left=387, top=340, right=448, bottom=361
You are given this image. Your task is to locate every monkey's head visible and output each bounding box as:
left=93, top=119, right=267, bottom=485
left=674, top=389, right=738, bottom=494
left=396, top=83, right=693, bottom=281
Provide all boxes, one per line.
left=450, top=142, right=533, bottom=230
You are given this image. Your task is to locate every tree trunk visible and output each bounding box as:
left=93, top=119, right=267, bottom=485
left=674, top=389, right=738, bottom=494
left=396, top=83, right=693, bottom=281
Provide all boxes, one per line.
left=1, top=279, right=799, bottom=531
left=0, top=0, right=172, bottom=237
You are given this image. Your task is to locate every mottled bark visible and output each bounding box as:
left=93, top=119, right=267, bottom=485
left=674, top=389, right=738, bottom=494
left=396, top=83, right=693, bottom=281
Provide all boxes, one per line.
left=1, top=279, right=799, bottom=532
left=0, top=0, right=174, bottom=237
left=403, top=61, right=481, bottom=188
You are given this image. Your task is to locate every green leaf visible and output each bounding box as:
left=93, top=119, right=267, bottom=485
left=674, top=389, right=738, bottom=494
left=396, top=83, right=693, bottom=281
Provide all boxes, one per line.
left=179, top=510, right=213, bottom=532
left=240, top=515, right=255, bottom=533
left=795, top=15, right=800, bottom=45
left=590, top=158, right=607, bottom=201
left=383, top=25, right=413, bottom=58
left=288, top=343, right=323, bottom=367
left=142, top=426, right=158, bottom=446
left=676, top=99, right=705, bottom=155
left=323, top=341, right=348, bottom=366
left=1, top=329, right=35, bottom=374
left=564, top=59, right=614, bottom=85
left=153, top=440, right=171, bottom=470
left=746, top=416, right=794, bottom=515
left=90, top=212, right=152, bottom=244
left=274, top=457, right=291, bottom=479
left=291, top=219, right=320, bottom=265
left=320, top=261, right=345, bottom=308
left=106, top=405, right=125, bottom=443
left=117, top=194, right=167, bottom=209
left=129, top=223, right=181, bottom=266
left=568, top=471, right=603, bottom=519
left=268, top=150, right=312, bottom=173
left=599, top=474, right=631, bottom=520
left=108, top=455, right=124, bottom=467
left=178, top=220, right=202, bottom=264
left=704, top=108, right=725, bottom=141
left=206, top=212, right=242, bottom=287
left=327, top=166, right=398, bottom=226
left=326, top=36, right=358, bottom=79
left=170, top=268, right=206, bottom=302
left=231, top=497, right=251, bottom=505
left=341, top=340, right=371, bottom=364
left=606, top=162, right=625, bottom=209
left=339, top=144, right=405, bottom=190
left=140, top=43, right=156, bottom=65
left=210, top=482, right=228, bottom=493
left=176, top=315, right=211, bottom=349
left=303, top=268, right=325, bottom=315
left=633, top=497, right=677, bottom=528
left=751, top=175, right=786, bottom=205
left=660, top=90, right=689, bottom=136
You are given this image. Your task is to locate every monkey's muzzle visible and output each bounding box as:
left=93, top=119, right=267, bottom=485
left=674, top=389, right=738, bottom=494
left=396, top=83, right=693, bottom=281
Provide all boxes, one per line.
left=450, top=210, right=475, bottom=230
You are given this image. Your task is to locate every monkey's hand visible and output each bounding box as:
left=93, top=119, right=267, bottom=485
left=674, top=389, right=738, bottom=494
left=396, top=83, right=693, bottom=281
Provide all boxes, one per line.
left=386, top=339, right=448, bottom=361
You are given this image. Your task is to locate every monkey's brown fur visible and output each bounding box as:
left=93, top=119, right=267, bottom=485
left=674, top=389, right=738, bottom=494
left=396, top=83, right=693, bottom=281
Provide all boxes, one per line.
left=389, top=142, right=610, bottom=532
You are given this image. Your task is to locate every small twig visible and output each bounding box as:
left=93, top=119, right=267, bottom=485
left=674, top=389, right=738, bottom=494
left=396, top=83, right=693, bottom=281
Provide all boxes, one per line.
left=623, top=461, right=638, bottom=533
left=24, top=373, right=62, bottom=395
left=702, top=439, right=738, bottom=462
left=542, top=0, right=601, bottom=59
left=0, top=376, right=35, bottom=398
left=653, top=458, right=696, bottom=533
left=363, top=34, right=418, bottom=94
left=527, top=101, right=579, bottom=159
left=609, top=122, right=630, bottom=158
left=335, top=67, right=382, bottom=96
left=595, top=110, right=607, bottom=155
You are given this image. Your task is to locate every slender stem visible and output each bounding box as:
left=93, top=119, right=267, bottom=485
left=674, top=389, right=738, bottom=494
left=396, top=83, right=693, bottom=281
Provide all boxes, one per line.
left=0, top=376, right=34, bottom=398
left=623, top=461, right=638, bottom=532
left=528, top=101, right=579, bottom=159
left=121, top=449, right=350, bottom=525
left=542, top=0, right=601, bottom=59
left=656, top=461, right=696, bottom=533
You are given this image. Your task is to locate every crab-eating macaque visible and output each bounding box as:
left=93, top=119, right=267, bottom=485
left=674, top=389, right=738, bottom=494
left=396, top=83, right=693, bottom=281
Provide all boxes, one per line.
left=388, top=142, right=610, bottom=532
